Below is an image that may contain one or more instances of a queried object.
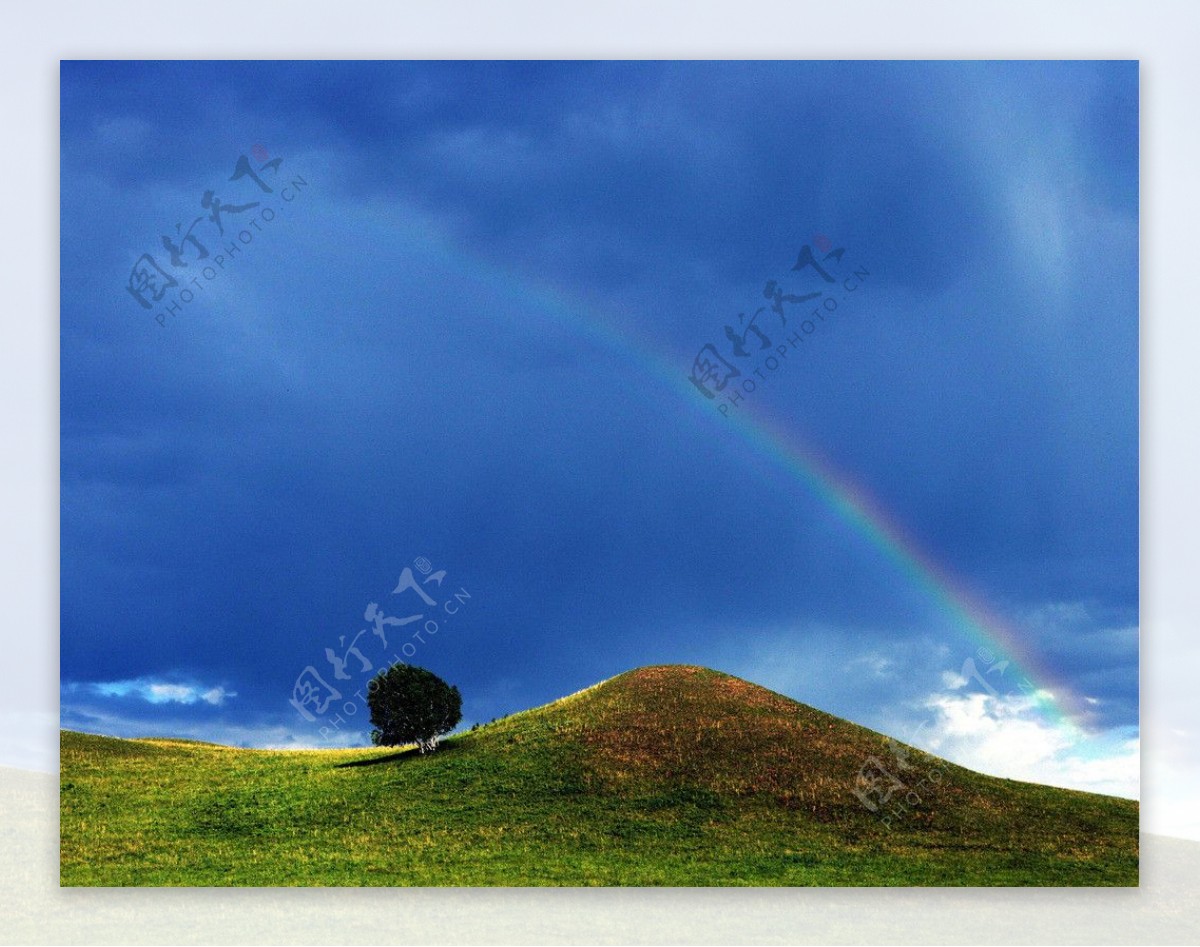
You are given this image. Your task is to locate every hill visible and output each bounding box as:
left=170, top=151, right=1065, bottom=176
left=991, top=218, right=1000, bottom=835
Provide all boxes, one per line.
left=59, top=665, right=1138, bottom=886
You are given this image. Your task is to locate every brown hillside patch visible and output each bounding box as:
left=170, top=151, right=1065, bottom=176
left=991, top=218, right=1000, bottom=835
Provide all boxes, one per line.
left=566, top=666, right=871, bottom=807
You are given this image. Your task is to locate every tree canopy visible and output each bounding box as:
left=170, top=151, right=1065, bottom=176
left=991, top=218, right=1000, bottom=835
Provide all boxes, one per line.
left=367, top=664, right=462, bottom=753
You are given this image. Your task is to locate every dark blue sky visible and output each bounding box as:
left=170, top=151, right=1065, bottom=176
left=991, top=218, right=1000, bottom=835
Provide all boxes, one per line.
left=60, top=61, right=1139, bottom=794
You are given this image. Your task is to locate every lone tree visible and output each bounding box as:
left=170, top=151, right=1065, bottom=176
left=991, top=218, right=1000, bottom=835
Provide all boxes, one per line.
left=367, top=664, right=462, bottom=754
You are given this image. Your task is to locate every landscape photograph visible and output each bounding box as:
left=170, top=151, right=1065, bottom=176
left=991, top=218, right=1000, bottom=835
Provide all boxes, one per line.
left=59, top=59, right=1140, bottom=887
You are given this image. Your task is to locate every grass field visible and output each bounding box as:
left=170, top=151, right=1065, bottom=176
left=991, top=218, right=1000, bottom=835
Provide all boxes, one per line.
left=59, top=665, right=1138, bottom=886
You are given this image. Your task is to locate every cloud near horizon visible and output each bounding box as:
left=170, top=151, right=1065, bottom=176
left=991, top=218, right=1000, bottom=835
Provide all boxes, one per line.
left=66, top=678, right=237, bottom=707
left=917, top=682, right=1140, bottom=800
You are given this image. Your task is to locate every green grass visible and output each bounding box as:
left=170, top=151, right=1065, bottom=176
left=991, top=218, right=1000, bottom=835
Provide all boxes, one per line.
left=60, top=665, right=1138, bottom=886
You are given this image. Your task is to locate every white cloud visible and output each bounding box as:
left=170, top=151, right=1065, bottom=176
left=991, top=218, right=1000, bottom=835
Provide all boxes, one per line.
left=145, top=683, right=197, bottom=703
left=845, top=652, right=896, bottom=679
left=77, top=678, right=237, bottom=707
left=916, top=687, right=1139, bottom=800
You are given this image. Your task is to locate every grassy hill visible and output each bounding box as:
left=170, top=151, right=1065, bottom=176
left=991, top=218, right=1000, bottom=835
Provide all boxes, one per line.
left=59, top=665, right=1138, bottom=886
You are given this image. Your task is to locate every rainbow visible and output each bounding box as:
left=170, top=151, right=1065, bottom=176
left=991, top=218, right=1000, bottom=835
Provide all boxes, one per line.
left=729, top=412, right=1079, bottom=731
left=397, top=217, right=1082, bottom=732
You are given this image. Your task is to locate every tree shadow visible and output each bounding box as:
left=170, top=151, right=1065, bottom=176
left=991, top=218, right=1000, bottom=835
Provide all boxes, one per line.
left=334, top=741, right=460, bottom=769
